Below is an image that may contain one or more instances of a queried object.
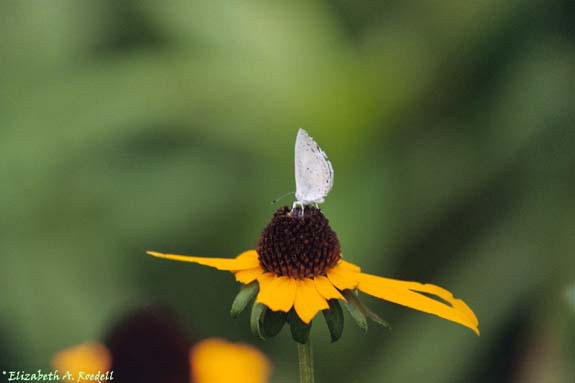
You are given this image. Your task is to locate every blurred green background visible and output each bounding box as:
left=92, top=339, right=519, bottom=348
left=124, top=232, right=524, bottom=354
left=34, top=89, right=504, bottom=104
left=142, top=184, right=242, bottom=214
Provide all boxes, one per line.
left=1, top=1, right=573, bottom=382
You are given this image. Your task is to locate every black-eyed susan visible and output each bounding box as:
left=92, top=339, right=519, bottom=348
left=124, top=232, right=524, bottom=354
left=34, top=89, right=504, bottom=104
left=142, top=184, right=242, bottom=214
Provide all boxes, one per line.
left=53, top=339, right=270, bottom=383
left=52, top=342, right=112, bottom=381
left=148, top=129, right=479, bottom=382
left=147, top=206, right=479, bottom=337
left=191, top=338, right=271, bottom=383
left=52, top=307, right=271, bottom=383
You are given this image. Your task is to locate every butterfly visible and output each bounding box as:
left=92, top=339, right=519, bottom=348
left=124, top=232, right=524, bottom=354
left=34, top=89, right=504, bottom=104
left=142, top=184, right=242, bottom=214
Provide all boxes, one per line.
left=293, top=129, right=334, bottom=212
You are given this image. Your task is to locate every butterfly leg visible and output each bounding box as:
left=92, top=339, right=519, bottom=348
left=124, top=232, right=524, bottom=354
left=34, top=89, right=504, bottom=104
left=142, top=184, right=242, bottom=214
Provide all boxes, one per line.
left=291, top=201, right=305, bottom=218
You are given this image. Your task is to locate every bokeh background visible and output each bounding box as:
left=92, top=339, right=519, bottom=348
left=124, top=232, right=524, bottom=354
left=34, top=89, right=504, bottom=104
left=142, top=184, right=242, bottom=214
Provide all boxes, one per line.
left=1, top=1, right=573, bottom=382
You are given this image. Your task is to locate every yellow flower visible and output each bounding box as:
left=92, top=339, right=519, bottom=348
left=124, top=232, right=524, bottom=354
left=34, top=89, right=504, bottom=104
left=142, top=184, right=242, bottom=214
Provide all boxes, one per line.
left=191, top=338, right=271, bottom=383
left=52, top=339, right=271, bottom=383
left=148, top=206, right=479, bottom=337
left=52, top=342, right=111, bottom=381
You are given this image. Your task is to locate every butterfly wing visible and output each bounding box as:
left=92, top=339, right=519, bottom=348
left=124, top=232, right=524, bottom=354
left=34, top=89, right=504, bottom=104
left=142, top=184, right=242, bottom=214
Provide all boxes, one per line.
left=294, top=129, right=334, bottom=204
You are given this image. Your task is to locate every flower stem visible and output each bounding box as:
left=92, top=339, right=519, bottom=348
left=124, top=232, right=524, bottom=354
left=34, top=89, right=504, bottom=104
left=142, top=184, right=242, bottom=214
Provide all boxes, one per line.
left=297, top=341, right=315, bottom=383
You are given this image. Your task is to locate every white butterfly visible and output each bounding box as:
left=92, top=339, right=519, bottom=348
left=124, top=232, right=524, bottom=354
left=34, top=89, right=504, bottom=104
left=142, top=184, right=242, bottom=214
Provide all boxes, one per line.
left=293, top=128, right=334, bottom=211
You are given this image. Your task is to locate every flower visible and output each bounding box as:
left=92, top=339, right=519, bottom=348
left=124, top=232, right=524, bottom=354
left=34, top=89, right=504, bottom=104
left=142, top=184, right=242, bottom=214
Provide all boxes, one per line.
left=52, top=307, right=272, bottom=383
left=52, top=342, right=111, bottom=380
left=191, top=338, right=271, bottom=383
left=53, top=339, right=270, bottom=383
left=148, top=206, right=479, bottom=338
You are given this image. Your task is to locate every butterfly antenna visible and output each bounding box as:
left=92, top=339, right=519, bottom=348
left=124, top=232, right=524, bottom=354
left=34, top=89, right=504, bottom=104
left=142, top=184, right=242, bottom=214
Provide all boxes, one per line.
left=271, top=191, right=295, bottom=205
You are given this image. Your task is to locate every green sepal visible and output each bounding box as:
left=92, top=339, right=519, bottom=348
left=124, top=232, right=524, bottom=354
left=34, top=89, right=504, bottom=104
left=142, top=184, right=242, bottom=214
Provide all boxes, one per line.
left=360, top=302, right=392, bottom=330
left=261, top=309, right=287, bottom=338
left=250, top=302, right=288, bottom=340
left=342, top=290, right=368, bottom=333
left=231, top=281, right=259, bottom=318
left=250, top=302, right=267, bottom=340
left=322, top=299, right=344, bottom=342
left=342, top=290, right=391, bottom=331
left=288, top=309, right=312, bottom=344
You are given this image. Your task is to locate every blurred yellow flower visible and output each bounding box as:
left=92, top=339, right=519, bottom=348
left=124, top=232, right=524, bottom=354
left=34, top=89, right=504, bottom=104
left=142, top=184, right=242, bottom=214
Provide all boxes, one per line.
left=191, top=339, right=271, bottom=383
left=52, top=342, right=111, bottom=381
left=52, top=339, right=271, bottom=383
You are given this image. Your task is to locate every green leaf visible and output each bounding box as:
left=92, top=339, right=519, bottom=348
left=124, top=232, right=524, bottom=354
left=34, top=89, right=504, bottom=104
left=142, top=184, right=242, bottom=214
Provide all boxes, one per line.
left=231, top=281, right=259, bottom=318
left=342, top=290, right=368, bottom=333
left=322, top=299, right=344, bottom=342
left=261, top=309, right=287, bottom=338
left=250, top=302, right=267, bottom=340
left=289, top=310, right=312, bottom=344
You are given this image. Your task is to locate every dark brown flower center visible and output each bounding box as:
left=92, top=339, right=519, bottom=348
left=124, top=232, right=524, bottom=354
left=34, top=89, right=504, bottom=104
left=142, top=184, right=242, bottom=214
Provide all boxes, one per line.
left=256, top=206, right=341, bottom=279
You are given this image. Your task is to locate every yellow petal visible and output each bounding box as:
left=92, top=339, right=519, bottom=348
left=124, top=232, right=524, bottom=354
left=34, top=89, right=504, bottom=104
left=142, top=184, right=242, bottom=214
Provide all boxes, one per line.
left=256, top=273, right=297, bottom=312
left=294, top=278, right=329, bottom=324
left=191, top=338, right=272, bottom=383
left=313, top=276, right=345, bottom=301
left=147, top=250, right=260, bottom=271
left=389, top=280, right=479, bottom=328
left=235, top=250, right=260, bottom=263
left=356, top=273, right=480, bottom=335
left=234, top=267, right=264, bottom=284
left=52, top=342, right=111, bottom=380
left=326, top=262, right=361, bottom=290
left=339, top=260, right=361, bottom=273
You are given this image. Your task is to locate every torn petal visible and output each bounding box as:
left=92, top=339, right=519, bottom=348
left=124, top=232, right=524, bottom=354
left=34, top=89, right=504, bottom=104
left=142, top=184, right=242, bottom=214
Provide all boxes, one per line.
left=388, top=279, right=479, bottom=329
left=356, top=273, right=479, bottom=335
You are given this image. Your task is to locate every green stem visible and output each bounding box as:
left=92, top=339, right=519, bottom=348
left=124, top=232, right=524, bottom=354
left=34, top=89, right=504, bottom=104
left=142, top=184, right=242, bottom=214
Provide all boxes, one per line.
left=297, top=341, right=315, bottom=383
